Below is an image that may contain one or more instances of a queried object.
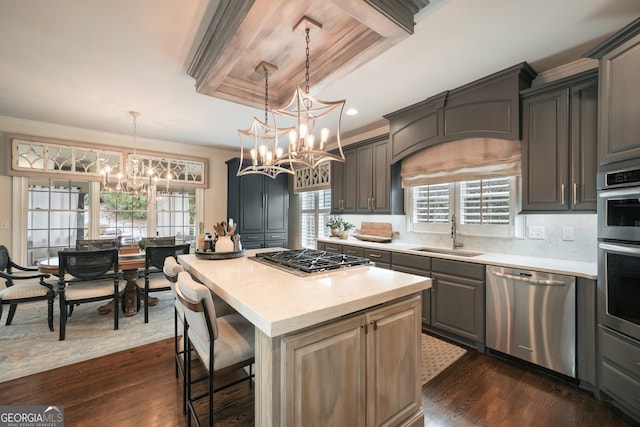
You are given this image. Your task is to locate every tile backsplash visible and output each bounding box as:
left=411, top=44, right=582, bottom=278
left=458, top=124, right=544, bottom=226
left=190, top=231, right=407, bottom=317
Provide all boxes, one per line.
left=340, top=213, right=597, bottom=263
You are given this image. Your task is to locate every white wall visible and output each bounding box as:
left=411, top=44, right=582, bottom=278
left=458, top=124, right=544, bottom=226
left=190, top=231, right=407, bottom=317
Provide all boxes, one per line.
left=0, top=115, right=237, bottom=255
left=339, top=213, right=597, bottom=263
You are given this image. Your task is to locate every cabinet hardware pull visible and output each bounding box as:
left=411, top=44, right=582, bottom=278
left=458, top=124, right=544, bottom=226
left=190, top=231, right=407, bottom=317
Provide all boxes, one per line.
left=561, top=184, right=566, bottom=206
left=372, top=320, right=378, bottom=331
left=573, top=183, right=577, bottom=206
left=247, top=236, right=257, bottom=240
left=270, top=235, right=279, bottom=238
left=631, top=394, right=640, bottom=403
left=368, top=254, right=382, bottom=258
left=361, top=323, right=368, bottom=334
left=632, top=360, right=640, bottom=368
left=371, top=197, right=375, bottom=210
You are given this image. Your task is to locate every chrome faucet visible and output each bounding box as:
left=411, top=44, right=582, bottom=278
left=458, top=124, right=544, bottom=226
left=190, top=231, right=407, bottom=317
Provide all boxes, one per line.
left=451, top=214, right=463, bottom=249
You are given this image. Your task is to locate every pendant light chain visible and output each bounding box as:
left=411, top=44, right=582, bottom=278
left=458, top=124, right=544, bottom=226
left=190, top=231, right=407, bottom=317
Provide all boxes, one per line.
left=264, top=65, right=269, bottom=126
left=305, top=27, right=310, bottom=95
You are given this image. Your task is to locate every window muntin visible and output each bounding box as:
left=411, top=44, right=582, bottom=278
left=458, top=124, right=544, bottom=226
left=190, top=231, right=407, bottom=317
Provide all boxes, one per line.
left=460, top=178, right=511, bottom=225
left=156, top=188, right=197, bottom=247
left=300, top=189, right=332, bottom=249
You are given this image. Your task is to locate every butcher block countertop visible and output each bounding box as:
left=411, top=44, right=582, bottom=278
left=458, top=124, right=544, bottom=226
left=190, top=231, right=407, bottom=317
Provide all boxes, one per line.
left=318, top=237, right=597, bottom=280
left=178, top=249, right=431, bottom=338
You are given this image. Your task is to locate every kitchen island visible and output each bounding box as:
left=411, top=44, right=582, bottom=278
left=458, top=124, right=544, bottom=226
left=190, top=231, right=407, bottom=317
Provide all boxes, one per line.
left=179, top=249, right=431, bottom=427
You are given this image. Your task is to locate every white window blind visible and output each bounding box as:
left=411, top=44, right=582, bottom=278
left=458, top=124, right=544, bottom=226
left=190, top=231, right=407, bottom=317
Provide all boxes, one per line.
left=412, top=183, right=450, bottom=224
left=460, top=178, right=511, bottom=225
left=300, top=189, right=331, bottom=249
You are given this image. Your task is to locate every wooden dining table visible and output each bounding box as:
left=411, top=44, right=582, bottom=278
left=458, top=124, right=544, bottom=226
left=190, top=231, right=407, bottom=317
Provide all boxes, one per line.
left=37, top=250, right=154, bottom=317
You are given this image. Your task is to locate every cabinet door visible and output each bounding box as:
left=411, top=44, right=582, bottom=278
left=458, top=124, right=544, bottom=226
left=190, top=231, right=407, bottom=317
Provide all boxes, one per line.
left=521, top=89, right=570, bottom=212
left=330, top=160, right=345, bottom=212
left=265, top=173, right=288, bottom=234
left=367, top=295, right=422, bottom=427
left=343, top=149, right=358, bottom=213
left=239, top=173, right=265, bottom=234
left=570, top=80, right=598, bottom=211
left=357, top=144, right=374, bottom=212
left=281, top=315, right=366, bottom=427
left=431, top=272, right=484, bottom=344
left=371, top=139, right=391, bottom=213
left=599, top=34, right=640, bottom=165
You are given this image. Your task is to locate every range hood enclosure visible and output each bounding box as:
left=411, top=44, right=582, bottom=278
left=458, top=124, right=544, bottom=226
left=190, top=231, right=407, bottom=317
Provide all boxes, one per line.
left=384, top=62, right=537, bottom=164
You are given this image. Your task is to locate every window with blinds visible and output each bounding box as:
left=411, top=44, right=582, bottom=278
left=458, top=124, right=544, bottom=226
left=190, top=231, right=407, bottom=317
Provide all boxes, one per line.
left=412, top=183, right=450, bottom=224
left=460, top=178, right=511, bottom=225
left=300, top=189, right=332, bottom=249
left=410, top=177, right=517, bottom=236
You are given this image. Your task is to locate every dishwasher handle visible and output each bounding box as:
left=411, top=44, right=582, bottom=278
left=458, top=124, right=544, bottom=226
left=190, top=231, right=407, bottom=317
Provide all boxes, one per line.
left=490, top=270, right=567, bottom=286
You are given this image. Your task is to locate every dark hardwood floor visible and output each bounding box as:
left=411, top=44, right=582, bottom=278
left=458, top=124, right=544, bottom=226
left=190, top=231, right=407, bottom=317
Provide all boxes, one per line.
left=0, top=338, right=636, bottom=426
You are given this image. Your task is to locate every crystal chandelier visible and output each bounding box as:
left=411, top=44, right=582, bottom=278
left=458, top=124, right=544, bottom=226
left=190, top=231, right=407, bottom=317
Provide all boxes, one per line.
left=273, top=16, right=346, bottom=169
left=237, top=62, right=295, bottom=178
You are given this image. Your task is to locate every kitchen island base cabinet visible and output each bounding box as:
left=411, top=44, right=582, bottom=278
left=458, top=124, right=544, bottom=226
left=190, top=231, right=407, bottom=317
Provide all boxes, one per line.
left=268, top=295, right=423, bottom=427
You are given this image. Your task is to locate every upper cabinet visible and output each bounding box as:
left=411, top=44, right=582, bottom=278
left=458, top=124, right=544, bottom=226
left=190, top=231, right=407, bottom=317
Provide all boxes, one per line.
left=384, top=62, right=536, bottom=164
left=331, top=135, right=403, bottom=215
left=520, top=70, right=598, bottom=213
left=585, top=17, right=640, bottom=170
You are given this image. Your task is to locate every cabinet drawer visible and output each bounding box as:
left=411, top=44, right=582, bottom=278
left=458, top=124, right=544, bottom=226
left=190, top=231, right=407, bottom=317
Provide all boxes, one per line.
left=601, top=361, right=640, bottom=419
left=324, top=242, right=342, bottom=253
left=364, top=249, right=391, bottom=264
left=242, top=233, right=264, bottom=243
left=342, top=246, right=365, bottom=257
left=265, top=232, right=286, bottom=240
left=316, top=241, right=326, bottom=251
left=432, top=258, right=485, bottom=280
left=392, top=252, right=431, bottom=273
left=601, top=327, right=640, bottom=379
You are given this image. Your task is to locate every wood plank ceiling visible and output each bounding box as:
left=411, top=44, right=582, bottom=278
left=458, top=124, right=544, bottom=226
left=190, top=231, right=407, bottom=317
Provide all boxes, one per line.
left=188, top=0, right=430, bottom=110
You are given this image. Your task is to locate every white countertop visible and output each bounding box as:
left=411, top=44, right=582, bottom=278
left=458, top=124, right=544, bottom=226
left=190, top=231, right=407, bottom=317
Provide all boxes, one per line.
left=178, top=249, right=431, bottom=338
left=318, top=237, right=597, bottom=280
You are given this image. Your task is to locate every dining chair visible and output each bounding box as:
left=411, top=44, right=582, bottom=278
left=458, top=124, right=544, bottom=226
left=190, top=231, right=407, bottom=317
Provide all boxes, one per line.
left=57, top=248, right=125, bottom=340
left=145, top=236, right=176, bottom=246
left=0, top=245, right=56, bottom=331
left=141, top=244, right=190, bottom=323
left=75, top=238, right=119, bottom=250
left=175, top=271, right=254, bottom=427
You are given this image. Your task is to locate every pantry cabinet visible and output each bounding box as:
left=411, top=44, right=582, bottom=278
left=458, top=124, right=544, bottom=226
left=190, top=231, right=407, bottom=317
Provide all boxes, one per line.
left=226, top=158, right=289, bottom=249
left=280, top=294, right=422, bottom=426
left=520, top=70, right=598, bottom=213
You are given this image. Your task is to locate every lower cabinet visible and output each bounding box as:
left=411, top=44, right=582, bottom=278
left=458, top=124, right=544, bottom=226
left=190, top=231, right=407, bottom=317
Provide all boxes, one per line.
left=281, top=295, right=423, bottom=427
left=391, top=252, right=431, bottom=326
left=430, top=258, right=485, bottom=351
left=599, top=326, right=640, bottom=422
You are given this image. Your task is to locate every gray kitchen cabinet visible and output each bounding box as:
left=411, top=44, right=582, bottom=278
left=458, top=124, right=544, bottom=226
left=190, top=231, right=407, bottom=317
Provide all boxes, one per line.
left=226, top=158, right=289, bottom=249
left=429, top=258, right=485, bottom=351
left=599, top=326, right=640, bottom=422
left=586, top=17, right=640, bottom=169
left=363, top=247, right=391, bottom=269
left=391, top=252, right=432, bottom=326
left=331, top=135, right=403, bottom=215
left=342, top=245, right=365, bottom=257
left=323, top=241, right=342, bottom=254
left=280, top=294, right=423, bottom=426
left=521, top=70, right=598, bottom=213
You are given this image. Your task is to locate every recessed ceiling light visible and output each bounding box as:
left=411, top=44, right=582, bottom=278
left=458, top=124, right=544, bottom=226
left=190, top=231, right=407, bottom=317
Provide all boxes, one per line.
left=346, top=108, right=358, bottom=116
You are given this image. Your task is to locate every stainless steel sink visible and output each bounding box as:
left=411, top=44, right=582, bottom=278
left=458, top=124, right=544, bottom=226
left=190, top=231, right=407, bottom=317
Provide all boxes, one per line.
left=410, top=247, right=483, bottom=257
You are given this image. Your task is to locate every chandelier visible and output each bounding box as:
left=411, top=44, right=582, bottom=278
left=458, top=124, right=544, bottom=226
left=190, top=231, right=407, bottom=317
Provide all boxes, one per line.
left=273, top=16, right=346, bottom=170
left=237, top=62, right=295, bottom=178
left=101, top=111, right=172, bottom=195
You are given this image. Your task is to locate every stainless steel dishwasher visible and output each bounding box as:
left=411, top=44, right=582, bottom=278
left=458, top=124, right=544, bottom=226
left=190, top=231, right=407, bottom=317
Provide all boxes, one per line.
left=486, top=265, right=576, bottom=377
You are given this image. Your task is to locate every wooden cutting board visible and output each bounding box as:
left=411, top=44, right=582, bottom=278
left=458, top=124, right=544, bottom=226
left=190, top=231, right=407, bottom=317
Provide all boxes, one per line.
left=359, top=222, right=394, bottom=238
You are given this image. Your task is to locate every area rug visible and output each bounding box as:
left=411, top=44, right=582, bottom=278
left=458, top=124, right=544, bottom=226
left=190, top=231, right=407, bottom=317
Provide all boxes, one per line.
left=0, top=291, right=174, bottom=383
left=421, top=333, right=467, bottom=385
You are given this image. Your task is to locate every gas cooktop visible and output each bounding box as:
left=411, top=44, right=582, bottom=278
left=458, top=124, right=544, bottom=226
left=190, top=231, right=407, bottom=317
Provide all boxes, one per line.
left=251, top=249, right=372, bottom=276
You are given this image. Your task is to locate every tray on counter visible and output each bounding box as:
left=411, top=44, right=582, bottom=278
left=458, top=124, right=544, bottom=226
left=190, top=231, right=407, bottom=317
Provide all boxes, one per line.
left=195, top=249, right=245, bottom=260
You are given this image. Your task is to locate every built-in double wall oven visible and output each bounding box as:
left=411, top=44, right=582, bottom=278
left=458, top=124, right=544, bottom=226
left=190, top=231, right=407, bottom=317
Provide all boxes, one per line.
left=597, top=167, right=640, bottom=341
